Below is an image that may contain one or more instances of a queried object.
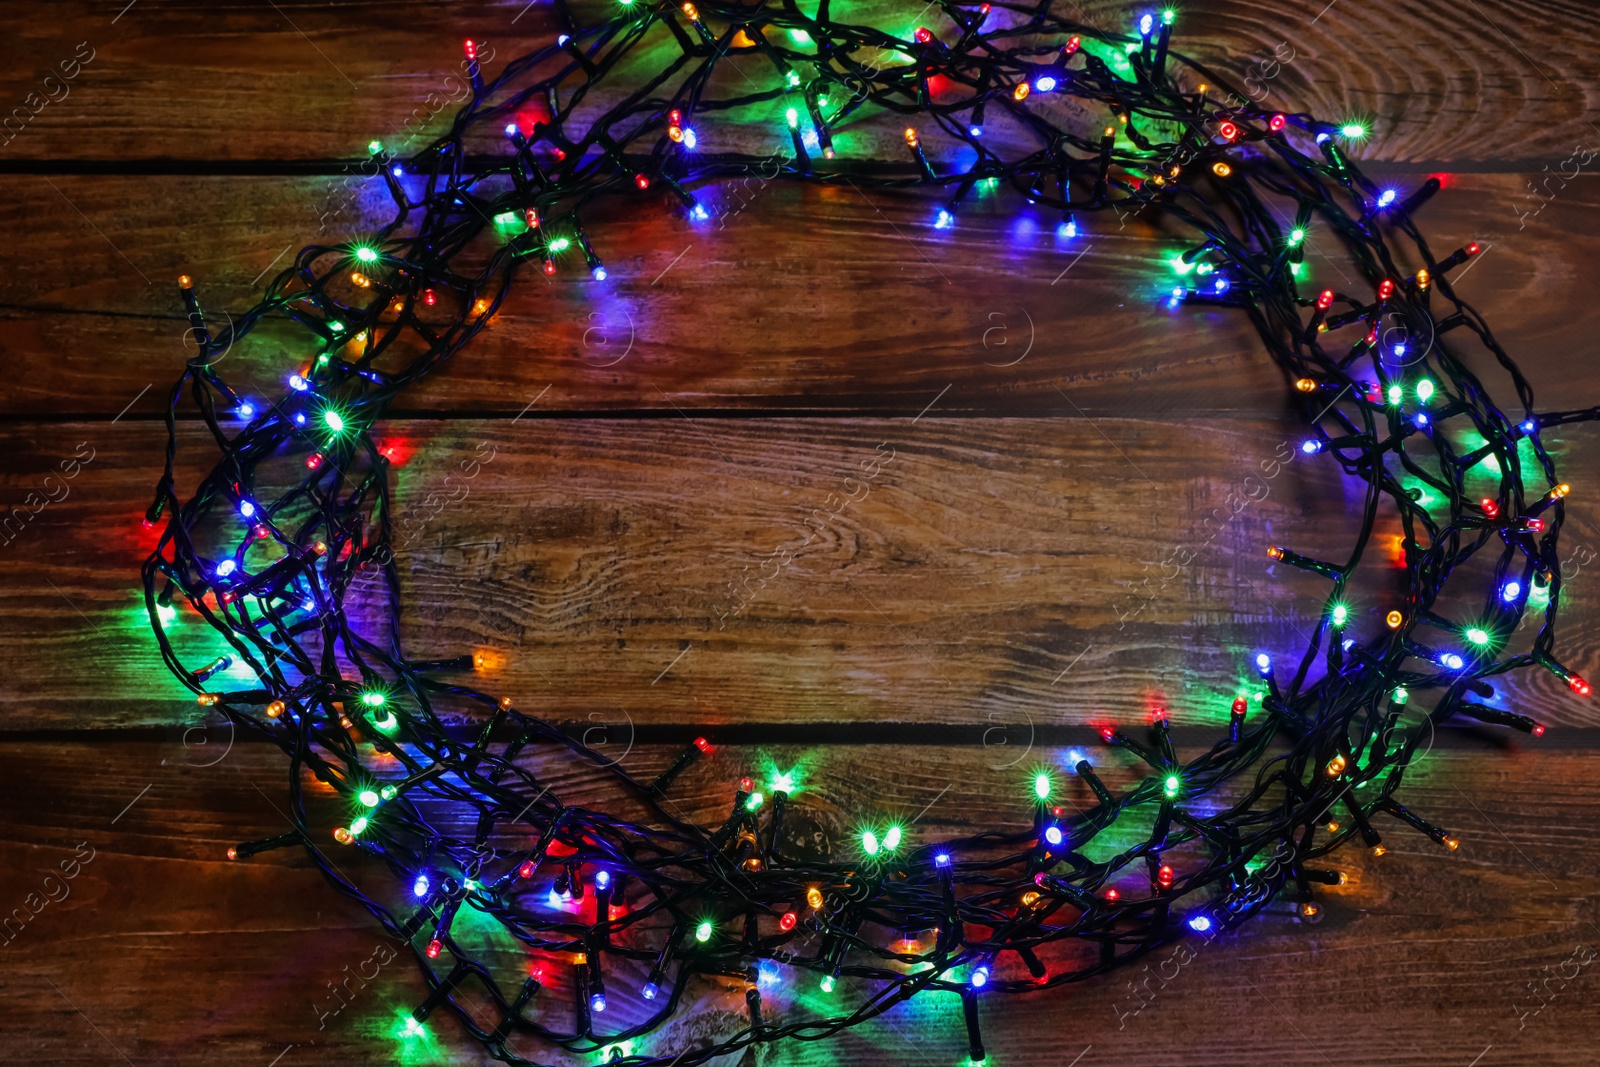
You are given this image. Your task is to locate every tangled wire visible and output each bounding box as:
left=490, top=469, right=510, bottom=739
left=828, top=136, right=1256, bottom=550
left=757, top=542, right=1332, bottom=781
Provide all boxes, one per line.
left=140, top=2, right=1595, bottom=1062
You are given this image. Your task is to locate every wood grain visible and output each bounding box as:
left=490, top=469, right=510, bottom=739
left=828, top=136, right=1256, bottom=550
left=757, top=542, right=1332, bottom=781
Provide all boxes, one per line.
left=1, top=741, right=1597, bottom=1066
left=0, top=0, right=1594, bottom=164
left=0, top=173, right=1596, bottom=418
left=2, top=417, right=1596, bottom=730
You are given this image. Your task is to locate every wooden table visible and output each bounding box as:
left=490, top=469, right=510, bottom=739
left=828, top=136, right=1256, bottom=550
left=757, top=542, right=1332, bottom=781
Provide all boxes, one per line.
left=2, top=2, right=1598, bottom=1064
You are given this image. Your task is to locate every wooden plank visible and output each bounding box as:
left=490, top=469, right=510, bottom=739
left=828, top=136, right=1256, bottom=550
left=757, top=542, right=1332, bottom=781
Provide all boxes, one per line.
left=0, top=0, right=1594, bottom=163
left=3, top=417, right=1595, bottom=730
left=1, top=173, right=1595, bottom=417
left=2, top=741, right=1597, bottom=1066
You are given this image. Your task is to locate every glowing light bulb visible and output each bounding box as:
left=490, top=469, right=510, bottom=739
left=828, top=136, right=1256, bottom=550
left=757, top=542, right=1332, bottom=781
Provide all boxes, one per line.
left=361, top=691, right=386, bottom=707
left=1416, top=379, right=1435, bottom=403
left=1256, top=653, right=1272, bottom=673
left=883, top=825, right=902, bottom=850
left=1441, top=652, right=1465, bottom=670
left=591, top=993, right=606, bottom=1013
left=745, top=792, right=763, bottom=811
left=1330, top=604, right=1348, bottom=626
left=682, top=128, right=698, bottom=149
left=1188, top=915, right=1212, bottom=932
left=413, top=874, right=430, bottom=897
left=806, top=887, right=824, bottom=910
left=935, top=853, right=951, bottom=868
left=215, top=559, right=237, bottom=577
left=1138, top=13, right=1154, bottom=34
left=348, top=816, right=368, bottom=835
left=971, top=964, right=990, bottom=988
left=861, top=830, right=880, bottom=856
left=1163, top=774, right=1180, bottom=797
left=1466, top=628, right=1489, bottom=646
left=1043, top=825, right=1063, bottom=846
left=779, top=911, right=797, bottom=931
left=355, top=246, right=379, bottom=263
left=1387, top=384, right=1402, bottom=405
left=1386, top=610, right=1403, bottom=629
left=1212, top=162, right=1232, bottom=177
left=820, top=975, right=835, bottom=993
left=358, top=789, right=380, bottom=807
left=934, top=209, right=954, bottom=230
left=1034, top=773, right=1051, bottom=800
left=1034, top=75, right=1057, bottom=93
left=324, top=410, right=345, bottom=433
left=1301, top=439, right=1323, bottom=454
left=1377, top=189, right=1397, bottom=207
left=1340, top=123, right=1367, bottom=139
left=592, top=265, right=607, bottom=281
left=1501, top=581, right=1522, bottom=602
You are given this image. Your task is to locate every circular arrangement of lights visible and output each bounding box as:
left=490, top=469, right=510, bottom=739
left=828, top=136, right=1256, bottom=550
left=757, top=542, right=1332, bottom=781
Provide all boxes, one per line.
left=140, top=3, right=1594, bottom=1063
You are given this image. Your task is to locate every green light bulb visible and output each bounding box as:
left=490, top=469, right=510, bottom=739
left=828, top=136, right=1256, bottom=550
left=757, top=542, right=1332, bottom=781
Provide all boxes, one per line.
left=156, top=604, right=176, bottom=625
left=1392, top=687, right=1409, bottom=704
left=1331, top=604, right=1348, bottom=626
left=1387, top=384, right=1403, bottom=405
left=819, top=975, right=835, bottom=993
left=1340, top=123, right=1367, bottom=139
left=861, top=830, right=879, bottom=856
left=355, top=246, right=379, bottom=263
left=695, top=920, right=713, bottom=942
left=361, top=690, right=384, bottom=706
left=1467, top=627, right=1489, bottom=646
left=1416, top=379, right=1435, bottom=403
left=349, top=816, right=369, bottom=835
left=745, top=792, right=764, bottom=811
left=771, top=771, right=794, bottom=793
left=367, top=140, right=383, bottom=155
left=325, top=410, right=346, bottom=433
left=1164, top=774, right=1181, bottom=797
left=883, top=825, right=902, bottom=850
left=785, top=107, right=799, bottom=129
left=1288, top=228, right=1305, bottom=246
left=1034, top=773, right=1051, bottom=800
left=358, top=789, right=380, bottom=807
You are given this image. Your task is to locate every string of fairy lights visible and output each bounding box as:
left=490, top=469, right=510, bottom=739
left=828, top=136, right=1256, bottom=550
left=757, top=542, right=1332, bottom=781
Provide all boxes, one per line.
left=140, top=1, right=1594, bottom=1063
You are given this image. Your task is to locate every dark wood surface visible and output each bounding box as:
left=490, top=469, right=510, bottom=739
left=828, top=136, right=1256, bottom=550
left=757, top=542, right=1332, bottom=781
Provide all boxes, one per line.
left=1, top=1, right=1598, bottom=1065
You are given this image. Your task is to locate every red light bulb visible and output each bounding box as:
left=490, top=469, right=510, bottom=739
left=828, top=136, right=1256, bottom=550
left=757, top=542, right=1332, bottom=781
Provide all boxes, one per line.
left=693, top=736, right=712, bottom=752
left=635, top=174, right=651, bottom=189
left=914, top=27, right=933, bottom=43
left=1572, top=676, right=1592, bottom=697
left=1480, top=498, right=1499, bottom=518
left=1378, top=279, right=1395, bottom=300
left=1316, top=289, right=1334, bottom=310
left=1269, top=114, right=1286, bottom=131
left=518, top=860, right=535, bottom=879
left=779, top=911, right=797, bottom=931
left=426, top=938, right=443, bottom=958
left=1466, top=241, right=1480, bottom=255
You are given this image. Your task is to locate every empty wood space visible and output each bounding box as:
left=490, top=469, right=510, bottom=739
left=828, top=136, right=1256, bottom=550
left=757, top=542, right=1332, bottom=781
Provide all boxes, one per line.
left=1, top=1, right=1597, bottom=1065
